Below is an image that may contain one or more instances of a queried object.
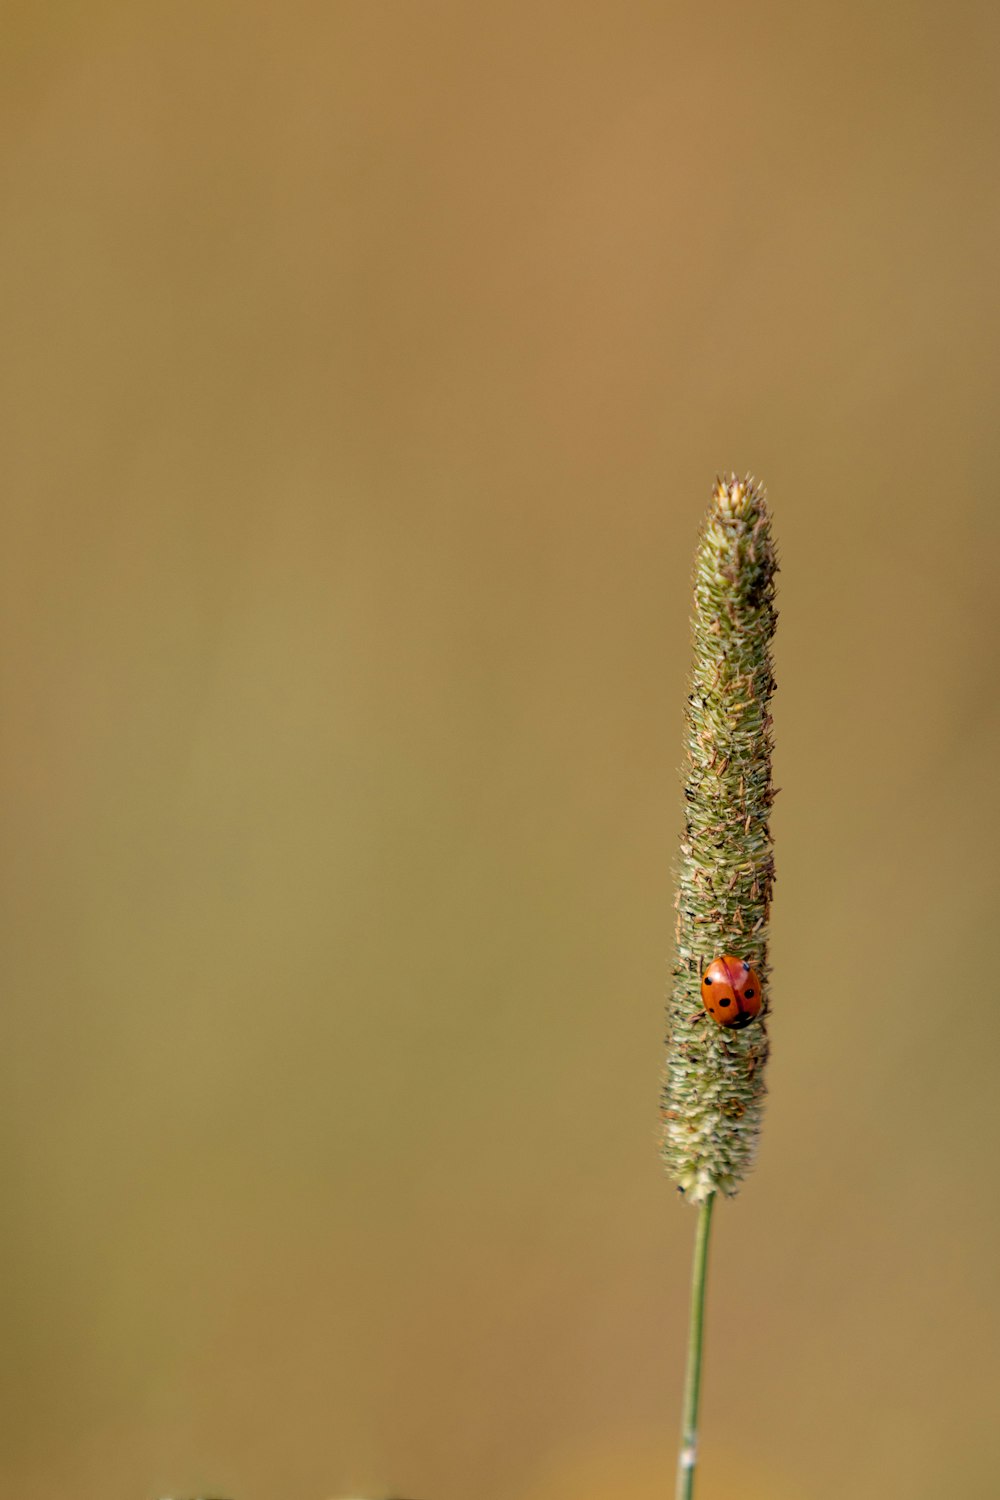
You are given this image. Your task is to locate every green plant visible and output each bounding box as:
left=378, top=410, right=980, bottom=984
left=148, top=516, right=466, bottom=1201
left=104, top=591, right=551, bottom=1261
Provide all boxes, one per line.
left=661, top=476, right=778, bottom=1499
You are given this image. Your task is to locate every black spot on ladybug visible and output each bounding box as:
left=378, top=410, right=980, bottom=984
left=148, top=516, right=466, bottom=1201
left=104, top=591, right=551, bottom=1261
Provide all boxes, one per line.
left=703, top=975, right=713, bottom=984
left=719, top=997, right=731, bottom=1008
left=743, top=962, right=750, bottom=970
left=744, top=988, right=754, bottom=998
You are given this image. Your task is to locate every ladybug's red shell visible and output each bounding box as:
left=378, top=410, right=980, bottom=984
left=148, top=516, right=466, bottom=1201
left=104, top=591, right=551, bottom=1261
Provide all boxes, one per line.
left=700, top=955, right=763, bottom=1028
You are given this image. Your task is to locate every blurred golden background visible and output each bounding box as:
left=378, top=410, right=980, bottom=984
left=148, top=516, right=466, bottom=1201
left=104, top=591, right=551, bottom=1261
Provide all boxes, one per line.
left=2, top=3, right=999, bottom=1498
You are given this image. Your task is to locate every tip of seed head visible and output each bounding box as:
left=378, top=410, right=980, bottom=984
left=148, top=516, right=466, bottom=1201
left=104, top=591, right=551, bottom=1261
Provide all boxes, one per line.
left=713, top=472, right=766, bottom=519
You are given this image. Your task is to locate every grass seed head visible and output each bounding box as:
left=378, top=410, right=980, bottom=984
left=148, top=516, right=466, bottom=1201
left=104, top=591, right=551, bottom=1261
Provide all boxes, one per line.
left=661, top=475, right=778, bottom=1202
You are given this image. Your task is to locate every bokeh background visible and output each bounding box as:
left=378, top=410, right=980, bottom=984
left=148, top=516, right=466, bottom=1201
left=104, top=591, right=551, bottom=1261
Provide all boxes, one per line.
left=3, top=3, right=999, bottom=1498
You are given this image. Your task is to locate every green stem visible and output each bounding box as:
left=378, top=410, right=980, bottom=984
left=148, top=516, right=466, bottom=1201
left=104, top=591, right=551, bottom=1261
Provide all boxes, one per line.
left=676, top=1192, right=715, bottom=1500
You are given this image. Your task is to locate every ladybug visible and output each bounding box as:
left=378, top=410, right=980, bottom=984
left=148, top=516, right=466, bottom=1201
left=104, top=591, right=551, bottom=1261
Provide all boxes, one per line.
left=700, top=955, right=763, bottom=1029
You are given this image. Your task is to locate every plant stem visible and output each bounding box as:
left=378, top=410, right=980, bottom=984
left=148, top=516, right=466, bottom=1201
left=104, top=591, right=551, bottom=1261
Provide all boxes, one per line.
left=676, top=1192, right=715, bottom=1500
